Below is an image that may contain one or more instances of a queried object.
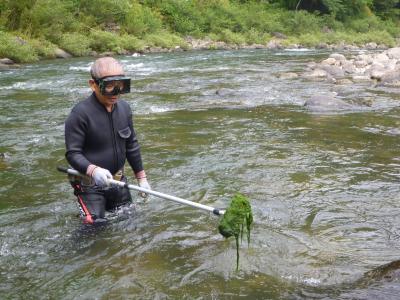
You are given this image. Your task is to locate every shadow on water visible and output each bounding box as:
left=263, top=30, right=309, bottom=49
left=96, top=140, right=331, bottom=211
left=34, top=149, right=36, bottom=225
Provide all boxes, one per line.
left=70, top=203, right=138, bottom=243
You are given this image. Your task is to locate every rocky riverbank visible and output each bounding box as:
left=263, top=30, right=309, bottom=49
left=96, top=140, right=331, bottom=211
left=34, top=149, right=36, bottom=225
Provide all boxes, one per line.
left=299, top=47, right=400, bottom=87
left=276, top=46, right=400, bottom=112
left=1, top=35, right=398, bottom=70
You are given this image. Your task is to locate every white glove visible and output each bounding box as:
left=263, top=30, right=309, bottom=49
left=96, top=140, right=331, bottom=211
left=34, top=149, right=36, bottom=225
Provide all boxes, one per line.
left=137, top=177, right=151, bottom=198
left=92, top=167, right=112, bottom=187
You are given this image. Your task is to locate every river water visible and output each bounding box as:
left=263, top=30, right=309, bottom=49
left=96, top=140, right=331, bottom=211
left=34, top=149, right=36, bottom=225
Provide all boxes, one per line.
left=1, top=49, right=400, bottom=299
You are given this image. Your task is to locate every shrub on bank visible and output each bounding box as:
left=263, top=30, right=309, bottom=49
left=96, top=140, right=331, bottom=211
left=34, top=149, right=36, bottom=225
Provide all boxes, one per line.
left=123, top=2, right=163, bottom=36
left=345, top=30, right=396, bottom=47
left=0, top=32, right=38, bottom=62
left=143, top=32, right=189, bottom=50
left=59, top=33, right=92, bottom=57
left=281, top=10, right=323, bottom=34
left=244, top=28, right=271, bottom=45
left=284, top=33, right=324, bottom=47
left=119, top=35, right=146, bottom=52
left=156, top=0, right=204, bottom=36
left=218, top=29, right=246, bottom=45
left=27, top=38, right=58, bottom=59
left=89, top=30, right=121, bottom=53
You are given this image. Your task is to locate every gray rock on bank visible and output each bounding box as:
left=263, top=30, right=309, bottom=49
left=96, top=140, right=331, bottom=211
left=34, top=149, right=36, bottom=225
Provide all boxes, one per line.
left=377, top=66, right=400, bottom=87
left=0, top=58, right=19, bottom=69
left=54, top=48, right=72, bottom=59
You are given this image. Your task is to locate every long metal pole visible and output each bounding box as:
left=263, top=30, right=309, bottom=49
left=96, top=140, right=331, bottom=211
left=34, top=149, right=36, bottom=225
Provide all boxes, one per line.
left=57, top=166, right=225, bottom=216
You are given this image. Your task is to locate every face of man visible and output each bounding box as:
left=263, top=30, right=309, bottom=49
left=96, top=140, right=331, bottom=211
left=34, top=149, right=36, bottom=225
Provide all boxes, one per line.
left=89, top=59, right=125, bottom=111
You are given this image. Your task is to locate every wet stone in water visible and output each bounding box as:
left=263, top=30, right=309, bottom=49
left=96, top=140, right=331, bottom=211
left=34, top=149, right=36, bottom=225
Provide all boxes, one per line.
left=218, top=193, right=253, bottom=270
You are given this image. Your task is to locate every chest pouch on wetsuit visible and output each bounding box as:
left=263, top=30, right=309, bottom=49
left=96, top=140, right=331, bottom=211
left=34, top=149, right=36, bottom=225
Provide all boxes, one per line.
left=95, top=76, right=131, bottom=96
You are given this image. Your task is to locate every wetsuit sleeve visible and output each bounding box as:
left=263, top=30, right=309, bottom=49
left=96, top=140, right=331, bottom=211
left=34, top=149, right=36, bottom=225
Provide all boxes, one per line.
left=126, top=113, right=144, bottom=174
left=65, top=110, right=92, bottom=174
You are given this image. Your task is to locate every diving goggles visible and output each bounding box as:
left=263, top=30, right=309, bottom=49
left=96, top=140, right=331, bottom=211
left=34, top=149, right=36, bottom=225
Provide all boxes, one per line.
left=93, top=75, right=131, bottom=96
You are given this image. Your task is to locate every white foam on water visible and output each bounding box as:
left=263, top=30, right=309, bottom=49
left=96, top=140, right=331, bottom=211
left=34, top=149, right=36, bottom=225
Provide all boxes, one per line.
left=124, top=62, right=159, bottom=75
left=0, top=81, right=29, bottom=90
left=275, top=49, right=314, bottom=56
left=149, top=105, right=173, bottom=113
left=283, top=275, right=322, bottom=286
left=1, top=80, right=64, bottom=91
left=303, top=277, right=322, bottom=285
left=284, top=48, right=312, bottom=52
left=69, top=65, right=91, bottom=72
left=0, top=242, right=10, bottom=256
left=125, top=63, right=145, bottom=70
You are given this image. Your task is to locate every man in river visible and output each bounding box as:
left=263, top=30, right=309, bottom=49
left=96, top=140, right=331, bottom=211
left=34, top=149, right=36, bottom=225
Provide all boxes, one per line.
left=64, top=57, right=150, bottom=224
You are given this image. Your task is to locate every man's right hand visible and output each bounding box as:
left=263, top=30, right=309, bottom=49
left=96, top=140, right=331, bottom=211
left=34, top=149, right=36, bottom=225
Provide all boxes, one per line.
left=92, top=167, right=112, bottom=187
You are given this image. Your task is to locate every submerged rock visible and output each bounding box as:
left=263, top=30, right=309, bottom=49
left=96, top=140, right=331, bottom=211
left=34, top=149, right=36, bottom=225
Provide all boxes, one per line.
left=277, top=72, right=298, bottom=79
left=302, top=69, right=328, bottom=79
left=304, top=94, right=355, bottom=112
left=357, top=260, right=400, bottom=287
left=335, top=78, right=353, bottom=85
left=215, top=88, right=234, bottom=96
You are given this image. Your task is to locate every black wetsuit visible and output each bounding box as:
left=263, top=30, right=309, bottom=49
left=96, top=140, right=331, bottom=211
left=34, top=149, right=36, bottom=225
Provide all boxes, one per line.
left=65, top=93, right=143, bottom=223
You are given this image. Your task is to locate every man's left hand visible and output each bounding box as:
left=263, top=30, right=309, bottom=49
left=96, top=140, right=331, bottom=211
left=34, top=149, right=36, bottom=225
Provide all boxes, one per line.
left=137, top=177, right=151, bottom=199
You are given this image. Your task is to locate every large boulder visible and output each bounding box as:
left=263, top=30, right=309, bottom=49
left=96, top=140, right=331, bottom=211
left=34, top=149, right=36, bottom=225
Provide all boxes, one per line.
left=321, top=57, right=337, bottom=65
left=319, top=64, right=345, bottom=78
left=370, top=62, right=388, bottom=80
left=387, top=47, right=400, bottom=60
left=342, top=61, right=356, bottom=74
left=373, top=53, right=389, bottom=63
left=54, top=48, right=72, bottom=59
left=0, top=58, right=15, bottom=65
left=0, top=58, right=19, bottom=69
left=266, top=39, right=283, bottom=49
left=377, top=66, right=400, bottom=86
left=356, top=54, right=373, bottom=64
left=329, top=53, right=347, bottom=63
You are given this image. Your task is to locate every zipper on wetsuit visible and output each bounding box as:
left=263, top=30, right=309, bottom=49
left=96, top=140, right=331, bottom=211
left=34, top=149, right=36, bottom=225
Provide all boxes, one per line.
left=108, top=111, right=119, bottom=172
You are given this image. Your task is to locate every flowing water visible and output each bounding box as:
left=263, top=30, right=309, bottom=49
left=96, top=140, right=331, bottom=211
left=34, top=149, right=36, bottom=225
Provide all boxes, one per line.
left=1, top=49, right=400, bottom=299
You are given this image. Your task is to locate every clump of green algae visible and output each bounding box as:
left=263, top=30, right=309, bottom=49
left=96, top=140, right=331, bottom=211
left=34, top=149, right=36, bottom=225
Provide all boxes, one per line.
left=218, top=193, right=253, bottom=270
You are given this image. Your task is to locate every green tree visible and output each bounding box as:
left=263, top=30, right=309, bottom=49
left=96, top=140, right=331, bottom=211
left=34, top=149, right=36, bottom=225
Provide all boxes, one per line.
left=20, top=0, right=76, bottom=40
left=372, top=0, right=399, bottom=11
left=0, top=0, right=36, bottom=30
left=122, top=1, right=163, bottom=36
left=372, top=0, right=400, bottom=19
left=273, top=0, right=374, bottom=19
left=77, top=0, right=131, bottom=24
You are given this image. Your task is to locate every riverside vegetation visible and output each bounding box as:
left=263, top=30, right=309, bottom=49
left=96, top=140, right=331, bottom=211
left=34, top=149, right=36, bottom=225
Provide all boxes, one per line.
left=0, top=0, right=399, bottom=63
